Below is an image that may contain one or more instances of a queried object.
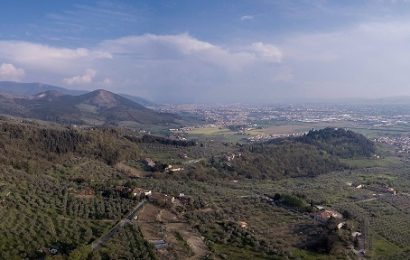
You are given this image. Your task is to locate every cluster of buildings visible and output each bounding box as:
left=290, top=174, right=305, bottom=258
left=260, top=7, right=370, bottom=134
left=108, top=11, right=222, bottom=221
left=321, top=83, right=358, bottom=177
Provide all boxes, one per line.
left=143, top=158, right=185, bottom=173
left=158, top=103, right=410, bottom=147
left=348, top=182, right=397, bottom=196
left=159, top=103, right=410, bottom=128
left=246, top=132, right=305, bottom=142
left=131, top=187, right=192, bottom=207
left=375, top=136, right=410, bottom=154
left=310, top=206, right=365, bottom=255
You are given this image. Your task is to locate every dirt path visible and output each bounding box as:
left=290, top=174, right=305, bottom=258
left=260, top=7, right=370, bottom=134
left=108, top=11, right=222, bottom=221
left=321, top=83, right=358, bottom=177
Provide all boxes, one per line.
left=91, top=199, right=147, bottom=250
left=137, top=204, right=209, bottom=259
left=166, top=223, right=209, bottom=260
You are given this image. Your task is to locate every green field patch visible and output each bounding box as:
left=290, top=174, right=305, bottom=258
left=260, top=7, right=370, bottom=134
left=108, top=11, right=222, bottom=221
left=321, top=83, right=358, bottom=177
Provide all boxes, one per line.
left=186, top=127, right=244, bottom=142
left=187, top=127, right=232, bottom=135
left=212, top=243, right=273, bottom=260
left=341, top=156, right=401, bottom=168
left=373, top=234, right=403, bottom=259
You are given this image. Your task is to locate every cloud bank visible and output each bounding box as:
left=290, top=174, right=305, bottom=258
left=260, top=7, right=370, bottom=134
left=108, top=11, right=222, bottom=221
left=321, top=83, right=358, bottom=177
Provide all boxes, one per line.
left=0, top=33, right=286, bottom=102
left=0, top=63, right=25, bottom=81
left=64, top=69, right=96, bottom=85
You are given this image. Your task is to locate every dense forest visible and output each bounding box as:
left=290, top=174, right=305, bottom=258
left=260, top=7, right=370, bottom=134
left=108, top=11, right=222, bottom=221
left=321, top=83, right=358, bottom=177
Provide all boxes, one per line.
left=295, top=127, right=375, bottom=158
left=208, top=128, right=375, bottom=179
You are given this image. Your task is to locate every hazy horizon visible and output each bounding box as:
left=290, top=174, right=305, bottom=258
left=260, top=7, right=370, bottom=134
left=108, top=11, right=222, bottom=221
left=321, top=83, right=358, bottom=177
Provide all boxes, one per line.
left=2, top=1, right=410, bottom=103
left=6, top=79, right=410, bottom=106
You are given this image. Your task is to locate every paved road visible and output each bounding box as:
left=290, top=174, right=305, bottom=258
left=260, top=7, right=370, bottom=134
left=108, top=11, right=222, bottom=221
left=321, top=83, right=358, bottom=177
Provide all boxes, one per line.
left=91, top=199, right=147, bottom=250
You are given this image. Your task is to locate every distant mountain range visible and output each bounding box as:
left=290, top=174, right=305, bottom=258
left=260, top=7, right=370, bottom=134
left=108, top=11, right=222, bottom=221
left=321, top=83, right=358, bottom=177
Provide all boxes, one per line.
left=0, top=81, right=154, bottom=107
left=0, top=81, right=178, bottom=127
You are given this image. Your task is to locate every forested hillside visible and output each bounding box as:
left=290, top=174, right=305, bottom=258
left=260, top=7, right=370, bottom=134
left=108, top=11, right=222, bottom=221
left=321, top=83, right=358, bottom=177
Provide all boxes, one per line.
left=0, top=89, right=179, bottom=127
left=0, top=119, right=376, bottom=258
left=296, top=127, right=375, bottom=158
left=208, top=128, right=375, bottom=179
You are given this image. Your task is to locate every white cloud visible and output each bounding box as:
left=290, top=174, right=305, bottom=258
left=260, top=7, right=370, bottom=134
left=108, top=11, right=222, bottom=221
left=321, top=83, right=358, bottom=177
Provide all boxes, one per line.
left=0, top=41, right=111, bottom=72
left=0, top=63, right=25, bottom=81
left=100, top=33, right=215, bottom=57
left=63, top=69, right=96, bottom=85
left=94, top=33, right=287, bottom=101
left=0, top=34, right=286, bottom=102
left=100, top=33, right=282, bottom=70
left=251, top=42, right=283, bottom=63
left=240, top=15, right=254, bottom=21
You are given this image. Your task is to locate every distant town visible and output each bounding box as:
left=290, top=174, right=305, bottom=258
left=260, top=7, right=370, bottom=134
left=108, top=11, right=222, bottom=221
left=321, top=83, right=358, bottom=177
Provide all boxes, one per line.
left=158, top=103, right=410, bottom=145
left=160, top=103, right=410, bottom=128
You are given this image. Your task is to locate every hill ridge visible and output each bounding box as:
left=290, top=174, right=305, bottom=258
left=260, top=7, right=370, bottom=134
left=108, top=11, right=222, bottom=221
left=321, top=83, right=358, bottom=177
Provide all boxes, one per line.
left=0, top=87, right=178, bottom=126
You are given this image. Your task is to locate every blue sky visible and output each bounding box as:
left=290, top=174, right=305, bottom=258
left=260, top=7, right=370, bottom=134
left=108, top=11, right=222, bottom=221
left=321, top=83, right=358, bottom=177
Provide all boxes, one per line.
left=1, top=0, right=410, bottom=103
left=0, top=0, right=377, bottom=44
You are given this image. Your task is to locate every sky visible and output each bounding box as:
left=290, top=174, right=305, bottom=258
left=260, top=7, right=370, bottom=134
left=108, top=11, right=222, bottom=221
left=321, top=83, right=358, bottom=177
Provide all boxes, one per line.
left=1, top=0, right=410, bottom=103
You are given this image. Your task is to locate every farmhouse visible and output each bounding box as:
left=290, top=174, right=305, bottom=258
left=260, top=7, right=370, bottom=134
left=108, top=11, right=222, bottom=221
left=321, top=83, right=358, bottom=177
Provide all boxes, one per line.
left=315, top=205, right=325, bottom=210
left=165, top=164, right=184, bottom=173
left=312, top=209, right=343, bottom=223
left=367, top=184, right=397, bottom=195
left=238, top=221, right=248, bottom=229
left=148, top=192, right=175, bottom=206
left=225, top=152, right=242, bottom=162
left=131, top=188, right=152, bottom=198
left=337, top=222, right=346, bottom=230
left=225, top=154, right=236, bottom=161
